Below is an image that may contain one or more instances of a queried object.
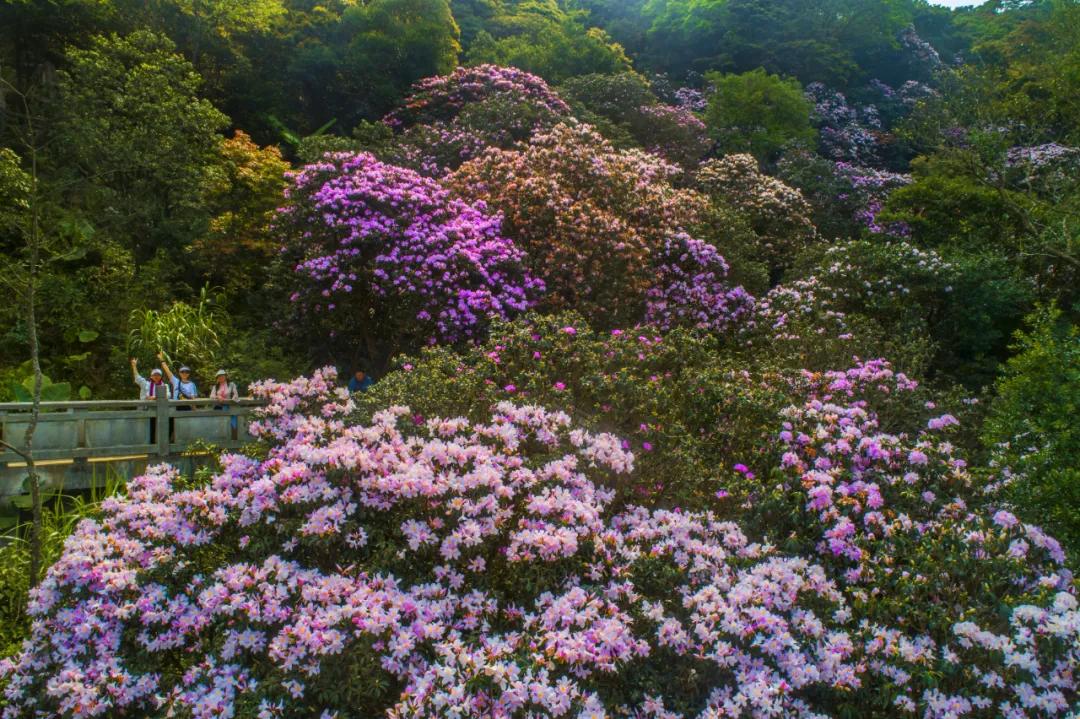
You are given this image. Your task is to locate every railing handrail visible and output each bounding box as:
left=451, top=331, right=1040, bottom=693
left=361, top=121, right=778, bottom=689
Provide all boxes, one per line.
left=0, top=398, right=267, bottom=412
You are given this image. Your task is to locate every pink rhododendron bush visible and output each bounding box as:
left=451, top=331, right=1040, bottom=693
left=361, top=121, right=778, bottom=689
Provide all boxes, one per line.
left=3, top=363, right=1078, bottom=718
left=695, top=156, right=817, bottom=276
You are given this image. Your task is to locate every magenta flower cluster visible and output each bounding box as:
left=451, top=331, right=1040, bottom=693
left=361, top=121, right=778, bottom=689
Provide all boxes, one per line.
left=279, top=152, right=543, bottom=343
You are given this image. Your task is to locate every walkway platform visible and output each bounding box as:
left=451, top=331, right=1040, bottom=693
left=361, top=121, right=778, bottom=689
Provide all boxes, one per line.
left=0, top=395, right=265, bottom=505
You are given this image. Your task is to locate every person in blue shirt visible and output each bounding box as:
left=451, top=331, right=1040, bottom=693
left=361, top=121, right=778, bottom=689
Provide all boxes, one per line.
left=348, top=369, right=374, bottom=393
left=158, top=351, right=198, bottom=406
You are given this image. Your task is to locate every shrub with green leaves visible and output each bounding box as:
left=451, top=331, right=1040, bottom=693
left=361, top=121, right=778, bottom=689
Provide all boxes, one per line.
left=703, top=68, right=816, bottom=162
left=790, top=240, right=1032, bottom=386
left=985, top=305, right=1080, bottom=559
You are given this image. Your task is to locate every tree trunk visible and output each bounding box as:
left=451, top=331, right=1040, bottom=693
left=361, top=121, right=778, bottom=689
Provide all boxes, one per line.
left=24, top=272, right=42, bottom=586
left=24, top=143, right=43, bottom=586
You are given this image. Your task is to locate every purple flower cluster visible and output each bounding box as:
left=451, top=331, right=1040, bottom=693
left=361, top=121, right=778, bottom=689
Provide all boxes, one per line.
left=0, top=368, right=859, bottom=718
left=278, top=152, right=543, bottom=344
left=672, top=86, right=707, bottom=113
left=834, top=161, right=912, bottom=236
left=374, top=66, right=574, bottom=176
left=645, top=232, right=755, bottom=333
left=807, top=83, right=882, bottom=164
left=1005, top=143, right=1079, bottom=169
left=899, top=25, right=944, bottom=72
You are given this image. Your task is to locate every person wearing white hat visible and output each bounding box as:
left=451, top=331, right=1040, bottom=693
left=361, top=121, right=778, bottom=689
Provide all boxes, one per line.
left=210, top=370, right=239, bottom=403
left=130, top=357, right=172, bottom=400
left=210, top=369, right=241, bottom=436
left=131, top=357, right=172, bottom=445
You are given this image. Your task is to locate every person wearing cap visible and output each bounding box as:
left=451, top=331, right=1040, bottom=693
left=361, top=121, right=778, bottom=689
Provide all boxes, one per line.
left=157, top=351, right=198, bottom=406
left=130, top=357, right=172, bottom=400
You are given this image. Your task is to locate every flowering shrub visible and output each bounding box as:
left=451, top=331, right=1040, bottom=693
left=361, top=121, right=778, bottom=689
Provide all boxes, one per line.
left=835, top=162, right=913, bottom=236
left=5, top=362, right=1076, bottom=718
left=806, top=82, right=883, bottom=164
left=449, top=123, right=748, bottom=329
left=672, top=86, right=707, bottom=113
left=360, top=313, right=799, bottom=509
left=385, top=64, right=570, bottom=131
left=1004, top=143, right=1080, bottom=197
left=378, top=65, right=572, bottom=175
left=778, top=150, right=911, bottom=238
left=0, top=367, right=854, bottom=718
left=899, top=25, right=944, bottom=74
left=790, top=240, right=1032, bottom=385
left=749, top=361, right=1079, bottom=717
left=277, top=152, right=543, bottom=350
left=695, top=155, right=817, bottom=275
left=630, top=103, right=710, bottom=168
left=559, top=73, right=711, bottom=168
left=644, top=232, right=755, bottom=333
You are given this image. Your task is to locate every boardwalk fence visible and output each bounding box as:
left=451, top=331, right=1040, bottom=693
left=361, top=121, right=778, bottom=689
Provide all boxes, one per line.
left=0, top=394, right=265, bottom=504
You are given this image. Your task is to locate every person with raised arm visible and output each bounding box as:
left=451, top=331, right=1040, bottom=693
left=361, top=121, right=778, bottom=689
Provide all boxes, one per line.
left=157, top=351, right=198, bottom=406
left=130, top=357, right=171, bottom=400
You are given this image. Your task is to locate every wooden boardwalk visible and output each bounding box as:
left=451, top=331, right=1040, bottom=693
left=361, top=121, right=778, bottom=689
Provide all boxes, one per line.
left=0, top=395, right=265, bottom=505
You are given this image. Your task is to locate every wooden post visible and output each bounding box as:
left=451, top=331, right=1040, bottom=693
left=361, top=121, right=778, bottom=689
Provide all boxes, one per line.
left=156, top=392, right=169, bottom=457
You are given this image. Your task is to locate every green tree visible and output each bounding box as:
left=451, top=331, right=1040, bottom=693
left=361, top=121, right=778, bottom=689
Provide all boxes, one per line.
left=191, top=131, right=290, bottom=295
left=465, top=0, right=631, bottom=81
left=55, top=30, right=229, bottom=265
left=261, top=0, right=460, bottom=132
left=703, top=68, right=815, bottom=161
left=341, top=0, right=460, bottom=112
left=450, top=0, right=502, bottom=47
left=984, top=304, right=1080, bottom=559
left=119, top=0, right=287, bottom=64
left=640, top=0, right=922, bottom=87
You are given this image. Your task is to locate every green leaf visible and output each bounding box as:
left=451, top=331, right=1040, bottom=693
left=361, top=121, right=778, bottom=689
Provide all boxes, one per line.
left=78, top=330, right=99, bottom=343
left=40, top=382, right=72, bottom=402
left=11, top=382, right=31, bottom=402
left=78, top=385, right=92, bottom=400
left=22, top=374, right=52, bottom=392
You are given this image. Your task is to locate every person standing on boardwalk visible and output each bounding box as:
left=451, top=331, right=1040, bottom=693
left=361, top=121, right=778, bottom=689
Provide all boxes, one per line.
left=210, top=370, right=239, bottom=404
left=210, top=369, right=241, bottom=436
left=131, top=357, right=171, bottom=444
left=157, top=351, right=198, bottom=406
left=131, top=358, right=172, bottom=400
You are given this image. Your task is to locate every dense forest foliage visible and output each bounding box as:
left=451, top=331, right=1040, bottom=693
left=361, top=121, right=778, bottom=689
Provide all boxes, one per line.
left=2, top=0, right=1080, bottom=717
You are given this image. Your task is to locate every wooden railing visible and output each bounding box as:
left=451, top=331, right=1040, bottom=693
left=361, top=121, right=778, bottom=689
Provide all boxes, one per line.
left=0, top=395, right=266, bottom=501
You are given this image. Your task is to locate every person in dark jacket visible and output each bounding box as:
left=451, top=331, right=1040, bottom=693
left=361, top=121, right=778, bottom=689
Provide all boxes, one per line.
left=348, top=369, right=374, bottom=393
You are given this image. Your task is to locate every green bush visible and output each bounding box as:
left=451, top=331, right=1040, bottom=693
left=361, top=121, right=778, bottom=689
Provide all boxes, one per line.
left=703, top=68, right=816, bottom=162
left=984, top=305, right=1080, bottom=558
